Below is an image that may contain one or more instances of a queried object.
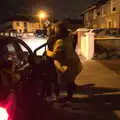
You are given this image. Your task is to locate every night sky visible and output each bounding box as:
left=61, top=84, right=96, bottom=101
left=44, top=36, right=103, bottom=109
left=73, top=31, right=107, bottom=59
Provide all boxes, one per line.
left=0, top=0, right=94, bottom=21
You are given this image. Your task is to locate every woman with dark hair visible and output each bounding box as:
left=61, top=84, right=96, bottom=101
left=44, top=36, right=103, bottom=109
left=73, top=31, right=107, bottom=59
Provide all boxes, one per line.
left=46, top=21, right=82, bottom=101
left=41, top=24, right=61, bottom=101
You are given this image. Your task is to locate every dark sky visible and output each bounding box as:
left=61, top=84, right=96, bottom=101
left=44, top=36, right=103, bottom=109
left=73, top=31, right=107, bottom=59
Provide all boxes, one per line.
left=0, top=0, right=94, bottom=20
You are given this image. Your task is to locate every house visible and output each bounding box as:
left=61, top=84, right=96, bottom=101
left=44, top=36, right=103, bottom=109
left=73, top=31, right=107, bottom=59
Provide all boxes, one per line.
left=0, top=16, right=41, bottom=33
left=81, top=0, right=120, bottom=29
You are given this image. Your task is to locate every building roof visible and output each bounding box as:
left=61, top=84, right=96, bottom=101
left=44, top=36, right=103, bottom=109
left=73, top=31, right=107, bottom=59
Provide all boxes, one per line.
left=80, top=0, right=109, bottom=15
left=1, top=15, right=40, bottom=23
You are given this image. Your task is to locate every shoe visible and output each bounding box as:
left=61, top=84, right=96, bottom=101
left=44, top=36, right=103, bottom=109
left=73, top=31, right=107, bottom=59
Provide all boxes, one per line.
left=45, top=96, right=57, bottom=102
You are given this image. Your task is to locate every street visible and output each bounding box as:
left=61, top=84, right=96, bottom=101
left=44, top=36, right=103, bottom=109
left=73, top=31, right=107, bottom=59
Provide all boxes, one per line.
left=0, top=0, right=120, bottom=120
left=40, top=94, right=120, bottom=120
left=19, top=59, right=120, bottom=120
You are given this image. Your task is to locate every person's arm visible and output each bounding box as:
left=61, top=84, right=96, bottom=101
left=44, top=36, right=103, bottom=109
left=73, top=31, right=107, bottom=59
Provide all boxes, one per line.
left=46, top=49, right=55, bottom=57
left=54, top=60, right=68, bottom=73
left=47, top=39, right=68, bottom=73
left=46, top=39, right=63, bottom=58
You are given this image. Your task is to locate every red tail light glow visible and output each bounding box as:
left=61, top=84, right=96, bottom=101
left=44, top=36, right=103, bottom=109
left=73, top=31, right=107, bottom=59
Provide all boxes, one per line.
left=0, top=107, right=8, bottom=120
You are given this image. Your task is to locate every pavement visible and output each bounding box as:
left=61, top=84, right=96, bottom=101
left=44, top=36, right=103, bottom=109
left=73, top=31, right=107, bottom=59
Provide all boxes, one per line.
left=41, top=59, right=120, bottom=120
left=75, top=59, right=120, bottom=90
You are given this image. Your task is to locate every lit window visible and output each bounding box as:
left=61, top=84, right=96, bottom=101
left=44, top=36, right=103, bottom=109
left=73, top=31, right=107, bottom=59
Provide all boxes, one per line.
left=16, top=22, right=20, bottom=26
left=24, top=22, right=27, bottom=27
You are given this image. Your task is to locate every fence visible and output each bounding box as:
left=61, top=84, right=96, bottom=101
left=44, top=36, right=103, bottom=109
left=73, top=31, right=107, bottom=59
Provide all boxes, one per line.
left=76, top=28, right=95, bottom=60
left=94, top=38, right=120, bottom=59
left=76, top=28, right=120, bottom=61
left=0, top=32, right=21, bottom=37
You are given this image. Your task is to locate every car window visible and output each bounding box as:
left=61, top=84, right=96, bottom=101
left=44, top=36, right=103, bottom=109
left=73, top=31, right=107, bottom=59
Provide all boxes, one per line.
left=2, top=43, right=18, bottom=61
left=19, top=43, right=29, bottom=53
left=18, top=43, right=30, bottom=62
left=36, top=45, right=48, bottom=56
left=7, top=44, right=16, bottom=52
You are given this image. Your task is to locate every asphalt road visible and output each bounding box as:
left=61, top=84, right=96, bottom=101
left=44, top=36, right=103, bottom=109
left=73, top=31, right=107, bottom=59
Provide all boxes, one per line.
left=99, top=59, right=120, bottom=74
left=15, top=94, right=120, bottom=120
left=15, top=59, right=120, bottom=120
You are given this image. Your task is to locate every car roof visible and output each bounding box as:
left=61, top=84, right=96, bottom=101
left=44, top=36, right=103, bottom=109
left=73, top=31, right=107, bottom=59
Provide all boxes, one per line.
left=0, top=36, right=19, bottom=43
left=0, top=36, right=33, bottom=54
left=0, top=36, right=18, bottom=50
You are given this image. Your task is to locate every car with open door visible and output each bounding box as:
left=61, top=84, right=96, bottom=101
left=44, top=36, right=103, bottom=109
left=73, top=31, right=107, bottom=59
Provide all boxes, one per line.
left=0, top=35, right=54, bottom=120
left=0, top=36, right=33, bottom=120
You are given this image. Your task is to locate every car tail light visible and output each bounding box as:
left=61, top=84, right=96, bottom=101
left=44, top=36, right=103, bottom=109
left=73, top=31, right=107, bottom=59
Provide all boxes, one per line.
left=0, top=107, right=8, bottom=120
left=0, top=92, right=16, bottom=120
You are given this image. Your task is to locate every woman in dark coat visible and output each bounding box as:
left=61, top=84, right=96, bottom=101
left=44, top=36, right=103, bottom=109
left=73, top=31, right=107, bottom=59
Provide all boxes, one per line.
left=46, top=21, right=82, bottom=100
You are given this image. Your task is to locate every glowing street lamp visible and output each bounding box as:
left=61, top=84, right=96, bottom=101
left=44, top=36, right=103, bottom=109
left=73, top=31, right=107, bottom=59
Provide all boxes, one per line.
left=38, top=11, right=47, bottom=30
left=38, top=11, right=46, bottom=19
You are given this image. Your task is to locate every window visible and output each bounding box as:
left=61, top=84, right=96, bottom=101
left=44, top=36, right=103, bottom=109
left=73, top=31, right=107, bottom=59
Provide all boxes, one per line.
left=24, top=29, right=27, bottom=32
left=2, top=43, right=17, bottom=62
left=112, top=7, right=116, bottom=11
left=108, top=21, right=112, bottom=28
left=7, top=44, right=16, bottom=52
left=19, top=29, right=22, bottom=33
left=24, top=22, right=27, bottom=27
left=16, top=22, right=20, bottom=26
left=97, top=12, right=100, bottom=16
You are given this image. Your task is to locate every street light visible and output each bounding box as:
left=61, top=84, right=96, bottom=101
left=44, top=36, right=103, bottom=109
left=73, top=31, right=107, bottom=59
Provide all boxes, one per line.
left=38, top=11, right=47, bottom=30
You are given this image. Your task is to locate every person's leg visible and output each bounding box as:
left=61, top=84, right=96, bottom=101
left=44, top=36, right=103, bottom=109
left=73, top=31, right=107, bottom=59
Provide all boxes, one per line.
left=66, top=82, right=76, bottom=100
left=46, top=80, right=52, bottom=97
left=40, top=80, right=46, bottom=99
left=52, top=70, right=61, bottom=100
left=54, top=79, right=60, bottom=97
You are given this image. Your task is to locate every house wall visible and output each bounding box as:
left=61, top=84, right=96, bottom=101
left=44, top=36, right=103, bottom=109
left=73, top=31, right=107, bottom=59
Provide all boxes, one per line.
left=83, top=0, right=120, bottom=29
left=12, top=21, right=40, bottom=33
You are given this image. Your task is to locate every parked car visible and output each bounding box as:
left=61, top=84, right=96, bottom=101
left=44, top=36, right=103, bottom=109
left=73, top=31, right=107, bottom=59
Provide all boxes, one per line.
left=34, top=29, right=47, bottom=38
left=93, top=28, right=120, bottom=38
left=0, top=36, right=34, bottom=120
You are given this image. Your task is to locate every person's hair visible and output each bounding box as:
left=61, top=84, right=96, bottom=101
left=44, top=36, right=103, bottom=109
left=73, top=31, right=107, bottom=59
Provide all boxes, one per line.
left=54, top=21, right=69, bottom=38
left=47, top=21, right=69, bottom=50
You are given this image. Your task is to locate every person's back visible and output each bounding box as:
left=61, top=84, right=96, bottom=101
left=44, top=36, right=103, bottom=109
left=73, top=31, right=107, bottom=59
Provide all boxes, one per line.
left=53, top=34, right=82, bottom=87
left=62, top=35, right=81, bottom=73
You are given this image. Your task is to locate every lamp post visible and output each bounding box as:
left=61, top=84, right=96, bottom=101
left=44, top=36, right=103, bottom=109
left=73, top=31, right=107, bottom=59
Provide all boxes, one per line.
left=38, top=11, right=47, bottom=30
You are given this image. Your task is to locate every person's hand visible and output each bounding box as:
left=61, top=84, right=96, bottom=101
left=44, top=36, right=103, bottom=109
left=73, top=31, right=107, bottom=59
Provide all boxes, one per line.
left=46, top=50, right=55, bottom=57
left=62, top=65, right=68, bottom=73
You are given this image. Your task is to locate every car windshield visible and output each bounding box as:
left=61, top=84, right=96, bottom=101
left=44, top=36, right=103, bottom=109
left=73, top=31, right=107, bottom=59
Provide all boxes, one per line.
left=21, top=35, right=48, bottom=56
